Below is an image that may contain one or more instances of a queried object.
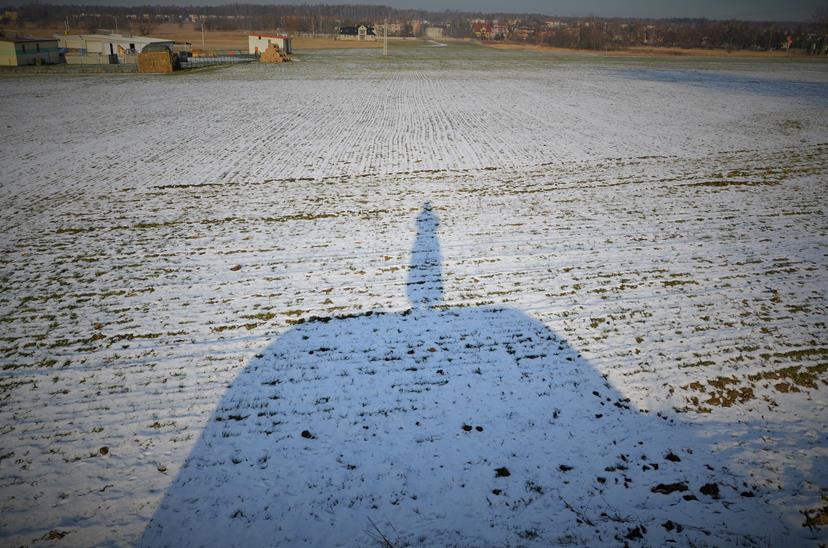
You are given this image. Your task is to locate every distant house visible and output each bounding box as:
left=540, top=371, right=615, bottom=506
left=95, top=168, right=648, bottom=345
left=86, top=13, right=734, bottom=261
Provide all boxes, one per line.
left=338, top=25, right=376, bottom=41
left=57, top=33, right=174, bottom=64
left=0, top=33, right=61, bottom=66
left=376, top=22, right=402, bottom=36
left=249, top=34, right=292, bottom=56
left=492, top=23, right=509, bottom=37
left=425, top=27, right=444, bottom=39
left=471, top=21, right=493, bottom=40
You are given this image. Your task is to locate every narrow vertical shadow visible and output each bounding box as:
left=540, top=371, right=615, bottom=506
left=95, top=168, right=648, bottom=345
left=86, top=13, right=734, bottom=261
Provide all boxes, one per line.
left=140, top=201, right=783, bottom=547
left=406, top=201, right=443, bottom=310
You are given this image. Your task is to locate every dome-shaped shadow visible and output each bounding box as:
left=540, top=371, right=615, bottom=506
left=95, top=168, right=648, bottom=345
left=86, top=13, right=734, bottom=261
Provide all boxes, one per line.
left=141, top=203, right=780, bottom=547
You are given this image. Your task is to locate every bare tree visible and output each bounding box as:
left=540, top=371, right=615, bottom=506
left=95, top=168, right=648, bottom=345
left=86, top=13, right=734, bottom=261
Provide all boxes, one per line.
left=138, top=16, right=155, bottom=36
left=814, top=8, right=828, bottom=33
left=82, top=16, right=99, bottom=34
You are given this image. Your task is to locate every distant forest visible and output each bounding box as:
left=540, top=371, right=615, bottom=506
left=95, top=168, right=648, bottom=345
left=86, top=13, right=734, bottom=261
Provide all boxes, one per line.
left=2, top=3, right=827, bottom=52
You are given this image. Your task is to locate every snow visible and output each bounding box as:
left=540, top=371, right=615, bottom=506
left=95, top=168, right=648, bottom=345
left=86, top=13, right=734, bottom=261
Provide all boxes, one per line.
left=0, top=43, right=827, bottom=546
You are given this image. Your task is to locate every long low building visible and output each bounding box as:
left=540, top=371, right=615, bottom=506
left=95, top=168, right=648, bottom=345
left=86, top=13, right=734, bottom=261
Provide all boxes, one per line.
left=249, top=34, right=292, bottom=55
left=0, top=33, right=61, bottom=66
left=57, top=33, right=175, bottom=64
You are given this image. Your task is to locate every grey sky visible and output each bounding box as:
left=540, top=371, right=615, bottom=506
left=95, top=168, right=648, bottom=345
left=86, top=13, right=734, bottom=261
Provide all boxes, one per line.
left=400, top=0, right=823, bottom=21
left=34, top=0, right=826, bottom=22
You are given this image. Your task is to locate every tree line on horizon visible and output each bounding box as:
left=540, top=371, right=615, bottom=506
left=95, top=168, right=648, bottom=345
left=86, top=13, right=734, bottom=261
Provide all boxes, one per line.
left=2, top=3, right=826, bottom=52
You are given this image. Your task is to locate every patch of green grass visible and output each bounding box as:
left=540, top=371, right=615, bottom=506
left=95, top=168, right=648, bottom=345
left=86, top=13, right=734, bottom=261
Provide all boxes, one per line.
left=662, top=279, right=698, bottom=287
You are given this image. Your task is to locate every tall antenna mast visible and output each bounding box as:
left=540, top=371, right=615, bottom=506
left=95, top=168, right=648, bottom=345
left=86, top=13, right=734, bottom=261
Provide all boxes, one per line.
left=383, top=18, right=388, bottom=56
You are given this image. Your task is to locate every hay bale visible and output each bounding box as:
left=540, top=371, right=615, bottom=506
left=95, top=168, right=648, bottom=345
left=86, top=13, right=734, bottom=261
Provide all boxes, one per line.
left=260, top=42, right=288, bottom=63
left=138, top=51, right=175, bottom=73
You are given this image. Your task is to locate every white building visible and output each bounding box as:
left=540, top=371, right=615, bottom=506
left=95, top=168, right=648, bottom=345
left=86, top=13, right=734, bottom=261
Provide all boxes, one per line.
left=376, top=22, right=402, bottom=36
left=0, top=34, right=61, bottom=66
left=249, top=35, right=292, bottom=56
left=425, top=27, right=444, bottom=39
left=338, top=25, right=376, bottom=41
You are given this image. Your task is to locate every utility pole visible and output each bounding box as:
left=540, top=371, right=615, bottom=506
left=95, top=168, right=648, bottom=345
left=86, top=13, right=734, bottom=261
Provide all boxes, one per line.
left=383, top=17, right=388, bottom=56
left=113, top=15, right=118, bottom=34
left=200, top=18, right=205, bottom=48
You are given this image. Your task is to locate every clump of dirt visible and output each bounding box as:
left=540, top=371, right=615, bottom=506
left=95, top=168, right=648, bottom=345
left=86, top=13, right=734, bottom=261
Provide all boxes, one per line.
left=700, top=482, right=720, bottom=499
left=651, top=482, right=688, bottom=494
left=624, top=525, right=646, bottom=540
left=802, top=503, right=828, bottom=531
left=662, top=520, right=683, bottom=532
left=38, top=530, right=70, bottom=541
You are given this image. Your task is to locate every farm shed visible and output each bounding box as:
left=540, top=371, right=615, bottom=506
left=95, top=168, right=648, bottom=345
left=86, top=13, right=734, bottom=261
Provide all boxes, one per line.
left=57, top=33, right=174, bottom=64
left=249, top=35, right=292, bottom=56
left=0, top=32, right=60, bottom=66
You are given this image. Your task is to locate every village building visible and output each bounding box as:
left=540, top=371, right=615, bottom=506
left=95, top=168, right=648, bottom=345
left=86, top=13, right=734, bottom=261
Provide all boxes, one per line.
left=425, top=27, right=444, bottom=39
left=57, top=33, right=174, bottom=64
left=471, top=21, right=493, bottom=40
left=376, top=22, right=403, bottom=36
left=0, top=32, right=61, bottom=66
left=492, top=22, right=509, bottom=37
left=338, top=25, right=376, bottom=41
left=248, top=34, right=292, bottom=56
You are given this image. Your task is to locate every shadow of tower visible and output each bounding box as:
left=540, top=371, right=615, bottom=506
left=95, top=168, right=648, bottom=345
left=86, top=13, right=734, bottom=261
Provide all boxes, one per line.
left=141, top=202, right=780, bottom=547
left=406, top=201, right=443, bottom=310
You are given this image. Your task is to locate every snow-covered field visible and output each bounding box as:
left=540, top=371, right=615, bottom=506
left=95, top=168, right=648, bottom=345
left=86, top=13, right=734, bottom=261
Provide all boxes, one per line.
left=1, top=42, right=827, bottom=546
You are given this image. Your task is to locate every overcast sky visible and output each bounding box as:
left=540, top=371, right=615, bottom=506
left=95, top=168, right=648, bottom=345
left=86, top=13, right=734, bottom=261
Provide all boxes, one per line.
left=384, top=0, right=822, bottom=21
left=37, top=0, right=826, bottom=22
left=448, top=0, right=824, bottom=21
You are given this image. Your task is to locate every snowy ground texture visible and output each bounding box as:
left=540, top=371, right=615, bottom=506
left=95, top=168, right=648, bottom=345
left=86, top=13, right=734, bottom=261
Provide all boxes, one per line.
left=1, top=42, right=827, bottom=546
